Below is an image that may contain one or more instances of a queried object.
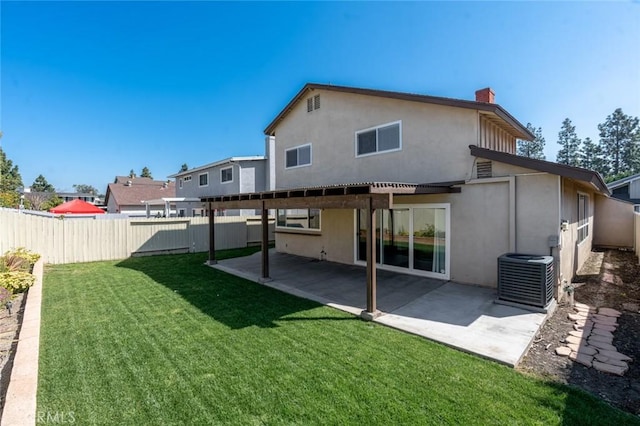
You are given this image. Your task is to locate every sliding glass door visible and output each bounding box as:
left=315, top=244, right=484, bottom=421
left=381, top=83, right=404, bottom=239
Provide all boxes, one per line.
left=356, top=204, right=449, bottom=279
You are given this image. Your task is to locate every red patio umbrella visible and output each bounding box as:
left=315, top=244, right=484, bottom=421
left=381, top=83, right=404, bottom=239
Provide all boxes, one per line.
left=49, top=199, right=105, bottom=214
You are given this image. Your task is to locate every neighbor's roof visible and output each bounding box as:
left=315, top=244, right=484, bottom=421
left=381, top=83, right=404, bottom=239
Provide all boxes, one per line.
left=105, top=179, right=176, bottom=207
left=469, top=145, right=610, bottom=195
left=263, top=83, right=535, bottom=140
left=607, top=172, right=640, bottom=190
left=168, top=156, right=266, bottom=178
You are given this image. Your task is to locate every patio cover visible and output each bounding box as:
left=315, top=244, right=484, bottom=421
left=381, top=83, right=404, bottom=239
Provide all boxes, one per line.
left=49, top=199, right=105, bottom=214
left=201, top=181, right=462, bottom=318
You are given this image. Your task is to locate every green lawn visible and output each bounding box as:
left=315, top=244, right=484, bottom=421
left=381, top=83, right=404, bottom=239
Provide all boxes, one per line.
left=38, top=248, right=639, bottom=425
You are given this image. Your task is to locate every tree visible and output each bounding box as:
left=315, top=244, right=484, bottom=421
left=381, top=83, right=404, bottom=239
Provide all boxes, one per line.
left=179, top=163, right=188, bottom=172
left=24, top=192, right=60, bottom=211
left=0, top=147, right=23, bottom=208
left=129, top=169, right=136, bottom=178
left=30, top=174, right=55, bottom=192
left=556, top=118, right=582, bottom=167
left=73, top=184, right=99, bottom=195
left=0, top=147, right=23, bottom=192
left=580, top=137, right=608, bottom=176
left=517, top=123, right=546, bottom=160
left=598, top=108, right=640, bottom=176
left=140, top=167, right=153, bottom=179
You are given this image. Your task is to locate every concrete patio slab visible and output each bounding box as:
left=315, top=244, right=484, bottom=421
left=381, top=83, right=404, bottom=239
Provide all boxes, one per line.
left=212, top=250, right=548, bottom=367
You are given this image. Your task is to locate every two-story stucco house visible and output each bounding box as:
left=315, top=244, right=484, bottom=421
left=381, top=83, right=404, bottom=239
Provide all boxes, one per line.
left=203, top=83, right=635, bottom=315
left=169, top=156, right=268, bottom=217
left=608, top=173, right=640, bottom=212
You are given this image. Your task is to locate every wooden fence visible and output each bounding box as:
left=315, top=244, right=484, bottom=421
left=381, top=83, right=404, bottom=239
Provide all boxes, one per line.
left=0, top=209, right=274, bottom=264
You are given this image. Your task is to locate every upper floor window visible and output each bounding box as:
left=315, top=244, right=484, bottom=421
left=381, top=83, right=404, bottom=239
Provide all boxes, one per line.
left=355, top=121, right=401, bottom=157
left=179, top=178, right=183, bottom=189
left=183, top=175, right=192, bottom=183
left=577, top=193, right=589, bottom=244
left=221, top=167, right=233, bottom=183
left=285, top=144, right=312, bottom=169
left=199, top=173, right=208, bottom=187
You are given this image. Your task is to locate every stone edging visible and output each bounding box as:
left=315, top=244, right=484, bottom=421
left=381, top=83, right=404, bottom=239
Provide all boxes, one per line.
left=0, top=259, right=43, bottom=426
left=554, top=302, right=632, bottom=376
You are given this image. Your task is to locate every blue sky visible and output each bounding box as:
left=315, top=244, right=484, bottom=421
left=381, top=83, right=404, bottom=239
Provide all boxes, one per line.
left=1, top=1, right=638, bottom=194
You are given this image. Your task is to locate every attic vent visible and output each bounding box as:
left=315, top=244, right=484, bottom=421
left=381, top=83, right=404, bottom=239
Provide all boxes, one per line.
left=477, top=161, right=492, bottom=179
left=307, top=95, right=320, bottom=112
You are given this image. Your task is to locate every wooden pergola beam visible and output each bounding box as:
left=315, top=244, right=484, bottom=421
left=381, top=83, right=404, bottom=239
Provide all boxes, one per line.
left=207, top=193, right=393, bottom=211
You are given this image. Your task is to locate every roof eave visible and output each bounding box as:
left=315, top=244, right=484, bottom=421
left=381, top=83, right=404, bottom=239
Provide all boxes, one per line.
left=469, top=145, right=610, bottom=196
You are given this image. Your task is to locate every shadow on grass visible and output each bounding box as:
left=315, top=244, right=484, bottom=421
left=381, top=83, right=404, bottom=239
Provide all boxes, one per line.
left=116, top=248, right=358, bottom=330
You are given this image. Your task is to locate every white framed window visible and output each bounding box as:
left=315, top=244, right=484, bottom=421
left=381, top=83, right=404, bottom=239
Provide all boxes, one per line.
left=285, top=144, right=312, bottom=169
left=277, top=209, right=321, bottom=231
left=178, top=208, right=185, bottom=217
left=198, top=172, right=208, bottom=187
left=183, top=175, right=192, bottom=183
left=221, top=167, right=233, bottom=183
left=179, top=178, right=183, bottom=189
left=355, top=120, right=402, bottom=157
left=634, top=205, right=640, bottom=213
left=577, top=193, right=589, bottom=244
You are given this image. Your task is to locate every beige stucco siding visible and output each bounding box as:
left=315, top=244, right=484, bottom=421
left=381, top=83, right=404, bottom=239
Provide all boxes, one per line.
left=274, top=89, right=479, bottom=188
left=593, top=195, right=635, bottom=248
left=558, top=179, right=596, bottom=292
left=515, top=173, right=560, bottom=255
left=275, top=209, right=354, bottom=263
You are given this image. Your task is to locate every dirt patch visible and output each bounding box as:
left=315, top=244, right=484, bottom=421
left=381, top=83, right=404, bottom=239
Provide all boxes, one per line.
left=519, top=249, right=640, bottom=416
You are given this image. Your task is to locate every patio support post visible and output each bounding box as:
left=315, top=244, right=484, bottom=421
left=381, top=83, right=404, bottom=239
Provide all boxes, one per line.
left=208, top=202, right=217, bottom=265
left=260, top=201, right=271, bottom=282
left=362, top=196, right=380, bottom=320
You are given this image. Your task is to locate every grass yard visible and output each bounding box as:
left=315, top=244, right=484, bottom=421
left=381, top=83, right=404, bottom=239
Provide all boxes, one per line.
left=38, top=248, right=639, bottom=425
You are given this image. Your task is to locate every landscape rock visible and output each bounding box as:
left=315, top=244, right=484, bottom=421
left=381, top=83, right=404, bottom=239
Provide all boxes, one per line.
left=569, top=330, right=586, bottom=339
left=587, top=340, right=618, bottom=352
left=592, top=360, right=628, bottom=376
left=569, top=352, right=593, bottom=367
left=555, top=346, right=571, bottom=356
left=596, top=349, right=632, bottom=362
left=565, top=335, right=587, bottom=345
left=573, top=302, right=592, bottom=310
left=590, top=328, right=614, bottom=338
left=594, top=354, right=629, bottom=368
left=591, top=314, right=617, bottom=325
left=568, top=313, right=588, bottom=321
left=593, top=323, right=617, bottom=332
left=576, top=345, right=598, bottom=356
left=588, top=334, right=613, bottom=345
left=598, top=307, right=621, bottom=317
left=621, top=302, right=639, bottom=312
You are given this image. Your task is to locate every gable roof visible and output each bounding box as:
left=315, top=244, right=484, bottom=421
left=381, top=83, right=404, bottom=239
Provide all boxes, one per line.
left=264, top=83, right=535, bottom=140
left=607, top=172, right=640, bottom=190
left=167, top=156, right=266, bottom=179
left=105, top=179, right=176, bottom=208
left=469, top=145, right=610, bottom=195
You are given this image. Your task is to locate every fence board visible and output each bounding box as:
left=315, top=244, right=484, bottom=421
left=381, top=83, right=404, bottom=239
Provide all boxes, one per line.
left=0, top=209, right=274, bottom=264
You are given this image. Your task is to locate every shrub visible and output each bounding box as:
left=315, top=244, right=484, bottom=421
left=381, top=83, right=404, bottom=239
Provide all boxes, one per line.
left=0, top=254, right=30, bottom=272
left=3, top=247, right=41, bottom=266
left=0, top=271, right=35, bottom=293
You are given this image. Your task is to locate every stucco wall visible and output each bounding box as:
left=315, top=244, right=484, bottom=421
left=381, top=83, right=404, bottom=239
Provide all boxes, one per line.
left=514, top=173, right=560, bottom=255
left=275, top=209, right=354, bottom=263
left=273, top=89, right=479, bottom=188
left=593, top=195, right=635, bottom=248
left=558, top=179, right=596, bottom=292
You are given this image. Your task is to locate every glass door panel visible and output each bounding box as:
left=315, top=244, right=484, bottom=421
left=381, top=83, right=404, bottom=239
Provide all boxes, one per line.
left=382, top=209, right=410, bottom=268
left=413, top=208, right=446, bottom=274
left=357, top=209, right=381, bottom=263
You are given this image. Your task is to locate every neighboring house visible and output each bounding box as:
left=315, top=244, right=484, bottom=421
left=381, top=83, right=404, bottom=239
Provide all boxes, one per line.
left=56, top=192, right=100, bottom=205
left=608, top=173, right=640, bottom=212
left=168, top=156, right=267, bottom=217
left=204, top=83, right=635, bottom=311
left=105, top=176, right=176, bottom=216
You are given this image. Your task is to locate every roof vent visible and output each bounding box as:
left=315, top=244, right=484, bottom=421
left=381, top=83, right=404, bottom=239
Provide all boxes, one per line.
left=126, top=180, right=132, bottom=186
